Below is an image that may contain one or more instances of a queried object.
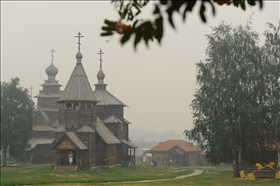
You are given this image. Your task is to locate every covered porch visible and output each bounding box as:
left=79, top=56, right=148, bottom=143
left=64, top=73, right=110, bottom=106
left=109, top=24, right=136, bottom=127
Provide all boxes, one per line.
left=51, top=132, right=89, bottom=169
left=120, top=139, right=137, bottom=166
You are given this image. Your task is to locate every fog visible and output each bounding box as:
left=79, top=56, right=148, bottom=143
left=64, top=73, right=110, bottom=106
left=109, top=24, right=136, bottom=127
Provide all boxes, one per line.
left=1, top=1, right=279, bottom=136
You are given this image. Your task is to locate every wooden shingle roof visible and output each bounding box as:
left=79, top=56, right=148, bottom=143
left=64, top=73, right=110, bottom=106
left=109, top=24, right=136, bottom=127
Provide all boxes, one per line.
left=77, top=125, right=95, bottom=133
left=123, top=118, right=131, bottom=124
left=58, top=53, right=98, bottom=102
left=103, top=115, right=123, bottom=124
left=93, top=90, right=127, bottom=106
left=51, top=132, right=88, bottom=150
left=120, top=139, right=137, bottom=149
left=150, top=140, right=199, bottom=153
left=27, top=137, right=55, bottom=150
left=53, top=125, right=66, bottom=132
left=96, top=119, right=121, bottom=145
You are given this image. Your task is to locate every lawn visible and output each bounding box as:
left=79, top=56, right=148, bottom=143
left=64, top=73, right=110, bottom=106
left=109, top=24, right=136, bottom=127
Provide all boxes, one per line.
left=1, top=163, right=280, bottom=186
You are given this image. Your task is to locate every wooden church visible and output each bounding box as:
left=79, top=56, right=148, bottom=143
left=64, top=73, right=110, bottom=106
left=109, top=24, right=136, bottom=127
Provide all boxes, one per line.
left=29, top=32, right=136, bottom=169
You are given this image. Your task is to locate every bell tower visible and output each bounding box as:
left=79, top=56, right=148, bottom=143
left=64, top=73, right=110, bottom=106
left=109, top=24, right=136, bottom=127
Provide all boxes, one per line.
left=57, top=32, right=99, bottom=132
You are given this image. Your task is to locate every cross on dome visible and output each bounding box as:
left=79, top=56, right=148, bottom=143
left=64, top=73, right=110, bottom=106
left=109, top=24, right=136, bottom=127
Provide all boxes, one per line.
left=97, top=49, right=105, bottom=69
left=75, top=32, right=84, bottom=51
left=50, top=49, right=56, bottom=64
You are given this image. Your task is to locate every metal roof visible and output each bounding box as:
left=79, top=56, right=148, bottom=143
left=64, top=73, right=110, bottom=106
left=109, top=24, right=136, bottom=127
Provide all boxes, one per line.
left=27, top=137, right=55, bottom=150
left=51, top=132, right=88, bottom=150
left=103, top=115, right=123, bottom=124
left=150, top=140, right=200, bottom=153
left=120, top=139, right=137, bottom=149
left=93, top=90, right=127, bottom=107
left=58, top=60, right=98, bottom=102
left=77, top=125, right=95, bottom=133
left=96, top=122, right=121, bottom=145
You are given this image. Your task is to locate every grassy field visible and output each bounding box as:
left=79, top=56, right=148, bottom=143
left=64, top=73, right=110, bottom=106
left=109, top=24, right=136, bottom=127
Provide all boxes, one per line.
left=1, top=163, right=280, bottom=186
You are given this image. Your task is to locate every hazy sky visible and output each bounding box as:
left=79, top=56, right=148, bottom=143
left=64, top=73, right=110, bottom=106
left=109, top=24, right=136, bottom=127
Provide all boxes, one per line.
left=1, top=1, right=279, bottom=136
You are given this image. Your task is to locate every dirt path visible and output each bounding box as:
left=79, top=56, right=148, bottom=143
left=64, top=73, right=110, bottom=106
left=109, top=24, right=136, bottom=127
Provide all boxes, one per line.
left=103, top=169, right=204, bottom=184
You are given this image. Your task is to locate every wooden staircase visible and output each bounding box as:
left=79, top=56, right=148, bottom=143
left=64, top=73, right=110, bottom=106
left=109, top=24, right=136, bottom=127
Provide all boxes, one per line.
left=54, top=165, right=78, bottom=171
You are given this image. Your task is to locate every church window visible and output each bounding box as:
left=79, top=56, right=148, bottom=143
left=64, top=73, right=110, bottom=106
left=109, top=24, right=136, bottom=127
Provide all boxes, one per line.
left=74, top=102, right=79, bottom=110
left=120, top=123, right=123, bottom=132
left=66, top=103, right=72, bottom=110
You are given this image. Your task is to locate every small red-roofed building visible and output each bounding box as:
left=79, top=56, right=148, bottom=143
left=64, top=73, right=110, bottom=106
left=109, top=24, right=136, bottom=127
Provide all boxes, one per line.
left=150, top=140, right=207, bottom=167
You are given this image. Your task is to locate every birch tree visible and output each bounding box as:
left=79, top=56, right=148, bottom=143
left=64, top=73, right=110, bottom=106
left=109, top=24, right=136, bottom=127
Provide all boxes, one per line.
left=262, top=20, right=280, bottom=170
left=184, top=20, right=275, bottom=177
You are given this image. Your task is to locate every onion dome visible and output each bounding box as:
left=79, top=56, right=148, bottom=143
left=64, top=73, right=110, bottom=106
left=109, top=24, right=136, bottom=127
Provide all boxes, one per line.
left=97, top=69, right=105, bottom=81
left=76, top=51, right=83, bottom=64
left=45, top=62, right=58, bottom=77
left=76, top=51, right=83, bottom=59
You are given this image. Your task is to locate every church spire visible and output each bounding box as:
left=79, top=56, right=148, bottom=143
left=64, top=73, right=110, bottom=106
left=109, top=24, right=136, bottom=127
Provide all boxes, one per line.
left=58, top=32, right=98, bottom=102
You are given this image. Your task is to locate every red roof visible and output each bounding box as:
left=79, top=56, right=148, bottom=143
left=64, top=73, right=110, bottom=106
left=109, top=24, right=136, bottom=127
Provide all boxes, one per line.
left=150, top=140, right=200, bottom=153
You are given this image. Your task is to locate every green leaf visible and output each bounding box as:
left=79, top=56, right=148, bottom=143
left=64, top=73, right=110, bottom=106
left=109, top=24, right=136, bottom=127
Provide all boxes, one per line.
left=167, top=7, right=175, bottom=28
left=142, top=22, right=153, bottom=46
left=186, top=1, right=196, bottom=12
left=132, top=3, right=141, bottom=16
left=258, top=0, right=263, bottom=9
left=120, top=1, right=124, bottom=10
left=241, top=0, right=246, bottom=10
left=134, top=28, right=142, bottom=49
left=160, top=0, right=168, bottom=5
left=247, top=0, right=256, bottom=6
left=121, top=30, right=132, bottom=44
left=101, top=26, right=113, bottom=31
left=127, top=9, right=134, bottom=21
left=118, top=11, right=124, bottom=19
left=183, top=1, right=196, bottom=21
left=155, top=16, right=163, bottom=43
left=199, top=4, right=206, bottom=23
left=153, top=4, right=160, bottom=15
left=132, top=20, right=139, bottom=28
left=104, top=19, right=115, bottom=27
left=101, top=32, right=113, bottom=36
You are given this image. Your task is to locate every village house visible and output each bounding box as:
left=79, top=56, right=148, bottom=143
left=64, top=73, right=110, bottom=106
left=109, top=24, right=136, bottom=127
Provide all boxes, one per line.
left=150, top=139, right=207, bottom=167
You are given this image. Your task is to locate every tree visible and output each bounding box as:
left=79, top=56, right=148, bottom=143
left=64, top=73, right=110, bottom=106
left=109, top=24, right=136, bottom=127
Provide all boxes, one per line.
left=100, top=0, right=263, bottom=49
left=262, top=20, right=280, bottom=170
left=1, top=77, right=34, bottom=166
left=184, top=20, right=279, bottom=177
